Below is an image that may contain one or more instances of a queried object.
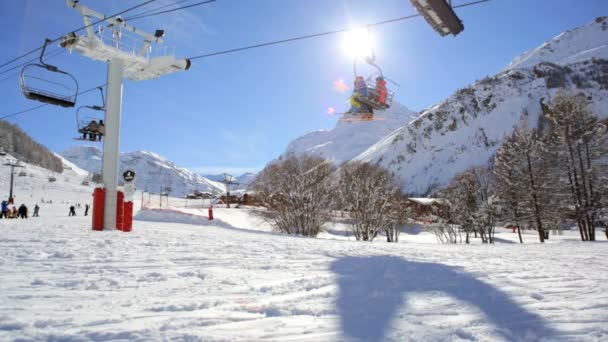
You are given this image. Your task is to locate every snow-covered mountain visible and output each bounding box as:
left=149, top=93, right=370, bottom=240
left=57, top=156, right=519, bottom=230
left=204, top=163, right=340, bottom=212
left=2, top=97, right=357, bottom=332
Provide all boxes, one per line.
left=203, top=172, right=256, bottom=187
left=281, top=17, right=608, bottom=195
left=284, top=102, right=416, bottom=164
left=62, top=146, right=226, bottom=196
left=507, top=16, right=608, bottom=70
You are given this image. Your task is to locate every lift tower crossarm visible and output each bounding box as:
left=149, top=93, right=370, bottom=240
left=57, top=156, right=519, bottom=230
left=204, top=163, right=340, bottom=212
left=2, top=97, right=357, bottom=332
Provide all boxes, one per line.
left=66, top=0, right=163, bottom=46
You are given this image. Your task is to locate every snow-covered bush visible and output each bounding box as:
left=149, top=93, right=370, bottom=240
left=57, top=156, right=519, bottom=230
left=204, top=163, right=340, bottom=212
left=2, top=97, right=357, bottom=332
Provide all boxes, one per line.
left=336, top=162, right=406, bottom=241
left=252, top=154, right=336, bottom=237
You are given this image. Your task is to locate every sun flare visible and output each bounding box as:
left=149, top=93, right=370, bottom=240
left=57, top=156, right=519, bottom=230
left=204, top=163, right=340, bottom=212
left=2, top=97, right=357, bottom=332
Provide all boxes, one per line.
left=342, top=28, right=374, bottom=58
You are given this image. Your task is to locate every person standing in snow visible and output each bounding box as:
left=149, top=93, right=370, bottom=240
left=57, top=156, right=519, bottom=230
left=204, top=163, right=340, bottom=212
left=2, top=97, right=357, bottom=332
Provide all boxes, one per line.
left=11, top=206, right=17, bottom=218
left=18, top=204, right=27, bottom=219
left=33, top=204, right=39, bottom=217
left=1, top=200, right=8, bottom=218
left=84, top=204, right=89, bottom=216
left=68, top=205, right=76, bottom=216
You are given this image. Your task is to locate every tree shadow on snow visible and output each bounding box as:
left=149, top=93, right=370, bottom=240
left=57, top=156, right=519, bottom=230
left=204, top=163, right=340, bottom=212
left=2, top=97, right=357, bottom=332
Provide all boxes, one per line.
left=331, top=256, right=559, bottom=341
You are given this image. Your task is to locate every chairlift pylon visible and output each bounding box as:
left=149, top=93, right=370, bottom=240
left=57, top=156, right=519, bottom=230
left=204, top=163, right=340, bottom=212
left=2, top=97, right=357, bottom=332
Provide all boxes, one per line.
left=20, top=39, right=79, bottom=108
left=75, top=87, right=105, bottom=142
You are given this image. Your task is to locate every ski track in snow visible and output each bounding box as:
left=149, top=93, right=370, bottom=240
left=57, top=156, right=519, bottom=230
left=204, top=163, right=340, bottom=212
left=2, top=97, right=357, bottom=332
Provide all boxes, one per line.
left=1, top=201, right=607, bottom=341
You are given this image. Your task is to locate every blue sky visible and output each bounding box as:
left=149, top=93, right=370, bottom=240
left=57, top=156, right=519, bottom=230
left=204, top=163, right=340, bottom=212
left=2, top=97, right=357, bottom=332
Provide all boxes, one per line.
left=0, top=0, right=605, bottom=175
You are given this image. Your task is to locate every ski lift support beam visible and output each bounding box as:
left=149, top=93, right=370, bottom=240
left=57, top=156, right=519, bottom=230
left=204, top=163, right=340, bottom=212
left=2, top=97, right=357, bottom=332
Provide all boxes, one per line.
left=61, top=0, right=191, bottom=81
left=60, top=0, right=191, bottom=231
left=410, top=0, right=464, bottom=36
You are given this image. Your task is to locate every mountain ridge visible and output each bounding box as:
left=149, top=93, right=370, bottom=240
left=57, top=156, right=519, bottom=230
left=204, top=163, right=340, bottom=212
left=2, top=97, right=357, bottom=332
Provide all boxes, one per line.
left=280, top=17, right=608, bottom=195
left=62, top=146, right=228, bottom=197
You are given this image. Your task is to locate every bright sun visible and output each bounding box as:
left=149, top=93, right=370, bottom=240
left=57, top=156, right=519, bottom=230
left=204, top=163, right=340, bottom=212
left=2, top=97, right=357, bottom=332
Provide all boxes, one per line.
left=342, top=28, right=374, bottom=58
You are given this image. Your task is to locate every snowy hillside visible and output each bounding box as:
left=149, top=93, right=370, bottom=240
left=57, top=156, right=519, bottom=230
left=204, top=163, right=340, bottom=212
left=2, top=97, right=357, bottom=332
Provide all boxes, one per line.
left=62, top=146, right=225, bottom=196
left=1, top=144, right=607, bottom=340
left=54, top=153, right=90, bottom=177
left=280, top=17, right=608, bottom=195
left=284, top=102, right=416, bottom=164
left=508, top=16, right=608, bottom=70
left=203, top=172, right=257, bottom=188
left=0, top=153, right=91, bottom=204
left=354, top=17, right=608, bottom=194
left=1, top=181, right=607, bottom=340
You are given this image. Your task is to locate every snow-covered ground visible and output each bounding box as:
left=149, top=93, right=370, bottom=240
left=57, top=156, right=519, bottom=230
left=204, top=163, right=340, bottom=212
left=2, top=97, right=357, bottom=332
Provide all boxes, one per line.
left=1, top=170, right=607, bottom=341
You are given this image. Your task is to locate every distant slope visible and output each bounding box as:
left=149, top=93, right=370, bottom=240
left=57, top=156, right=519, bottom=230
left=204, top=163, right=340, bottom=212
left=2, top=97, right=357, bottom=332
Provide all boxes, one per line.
left=62, top=146, right=225, bottom=196
left=283, top=102, right=416, bottom=164
left=0, top=152, right=90, bottom=201
left=0, top=120, right=63, bottom=173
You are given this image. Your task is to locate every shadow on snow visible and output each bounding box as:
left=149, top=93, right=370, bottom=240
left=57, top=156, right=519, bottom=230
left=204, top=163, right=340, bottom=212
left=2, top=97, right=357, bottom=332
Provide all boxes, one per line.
left=331, top=256, right=559, bottom=341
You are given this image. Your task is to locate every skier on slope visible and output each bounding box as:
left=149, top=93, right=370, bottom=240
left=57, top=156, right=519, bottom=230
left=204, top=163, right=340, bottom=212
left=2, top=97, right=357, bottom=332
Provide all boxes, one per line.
left=1, top=200, right=8, bottom=218
left=18, top=204, right=28, bottom=219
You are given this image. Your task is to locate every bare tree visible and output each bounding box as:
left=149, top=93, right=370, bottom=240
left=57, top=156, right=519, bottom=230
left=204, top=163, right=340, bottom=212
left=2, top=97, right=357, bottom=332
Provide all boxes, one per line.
left=252, top=154, right=336, bottom=237
left=542, top=91, right=608, bottom=241
left=384, top=195, right=412, bottom=242
left=494, top=135, right=525, bottom=243
left=493, top=125, right=560, bottom=243
left=336, top=162, right=403, bottom=241
left=438, top=166, right=499, bottom=244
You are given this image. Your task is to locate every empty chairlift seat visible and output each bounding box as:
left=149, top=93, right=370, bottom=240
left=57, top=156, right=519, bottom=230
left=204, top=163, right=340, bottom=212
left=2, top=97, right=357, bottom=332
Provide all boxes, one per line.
left=20, top=39, right=78, bottom=108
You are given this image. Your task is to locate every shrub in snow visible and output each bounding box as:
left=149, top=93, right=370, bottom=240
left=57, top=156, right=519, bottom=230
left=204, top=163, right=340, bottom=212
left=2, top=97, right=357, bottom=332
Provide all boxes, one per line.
left=336, top=162, right=409, bottom=241
left=252, top=154, right=335, bottom=237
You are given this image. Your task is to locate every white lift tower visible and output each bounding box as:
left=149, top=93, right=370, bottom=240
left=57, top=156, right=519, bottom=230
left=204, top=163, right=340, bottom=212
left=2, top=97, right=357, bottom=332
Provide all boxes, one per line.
left=60, top=0, right=191, bottom=230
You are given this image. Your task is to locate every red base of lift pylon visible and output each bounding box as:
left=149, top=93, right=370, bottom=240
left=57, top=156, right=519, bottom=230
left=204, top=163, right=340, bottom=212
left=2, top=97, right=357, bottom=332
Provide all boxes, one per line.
left=92, top=187, right=133, bottom=232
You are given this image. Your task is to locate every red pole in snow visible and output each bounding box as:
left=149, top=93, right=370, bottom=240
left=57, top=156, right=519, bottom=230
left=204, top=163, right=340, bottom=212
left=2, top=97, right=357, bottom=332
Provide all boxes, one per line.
left=208, top=206, right=213, bottom=220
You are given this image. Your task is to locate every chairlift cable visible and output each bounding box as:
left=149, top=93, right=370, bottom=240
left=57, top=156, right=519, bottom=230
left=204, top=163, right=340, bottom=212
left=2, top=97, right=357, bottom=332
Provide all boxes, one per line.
left=0, top=0, right=159, bottom=70
left=3, top=0, right=491, bottom=120
left=124, top=0, right=191, bottom=19
left=188, top=0, right=490, bottom=60
left=0, top=48, right=65, bottom=82
left=126, top=0, right=216, bottom=21
left=0, top=84, right=106, bottom=121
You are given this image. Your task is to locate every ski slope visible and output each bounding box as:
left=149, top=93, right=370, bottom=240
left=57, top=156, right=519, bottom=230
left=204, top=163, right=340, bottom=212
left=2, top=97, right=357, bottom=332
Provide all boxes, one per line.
left=1, top=178, right=607, bottom=341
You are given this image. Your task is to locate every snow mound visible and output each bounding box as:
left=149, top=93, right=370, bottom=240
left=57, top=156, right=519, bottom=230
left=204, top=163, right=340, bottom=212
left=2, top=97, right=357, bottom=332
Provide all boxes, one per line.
left=135, top=208, right=236, bottom=230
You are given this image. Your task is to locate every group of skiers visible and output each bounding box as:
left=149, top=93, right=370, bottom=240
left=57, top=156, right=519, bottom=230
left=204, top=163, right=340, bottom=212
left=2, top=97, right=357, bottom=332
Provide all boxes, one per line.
left=0, top=200, right=37, bottom=219
left=0, top=199, right=92, bottom=218
left=348, top=75, right=388, bottom=116
left=81, top=119, right=105, bottom=141
left=68, top=203, right=89, bottom=216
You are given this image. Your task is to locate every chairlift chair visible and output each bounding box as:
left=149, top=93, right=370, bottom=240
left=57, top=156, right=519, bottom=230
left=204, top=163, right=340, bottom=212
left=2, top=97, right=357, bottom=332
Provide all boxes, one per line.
left=410, top=0, right=464, bottom=36
left=348, top=50, right=400, bottom=114
left=75, top=87, right=105, bottom=142
left=20, top=39, right=78, bottom=108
